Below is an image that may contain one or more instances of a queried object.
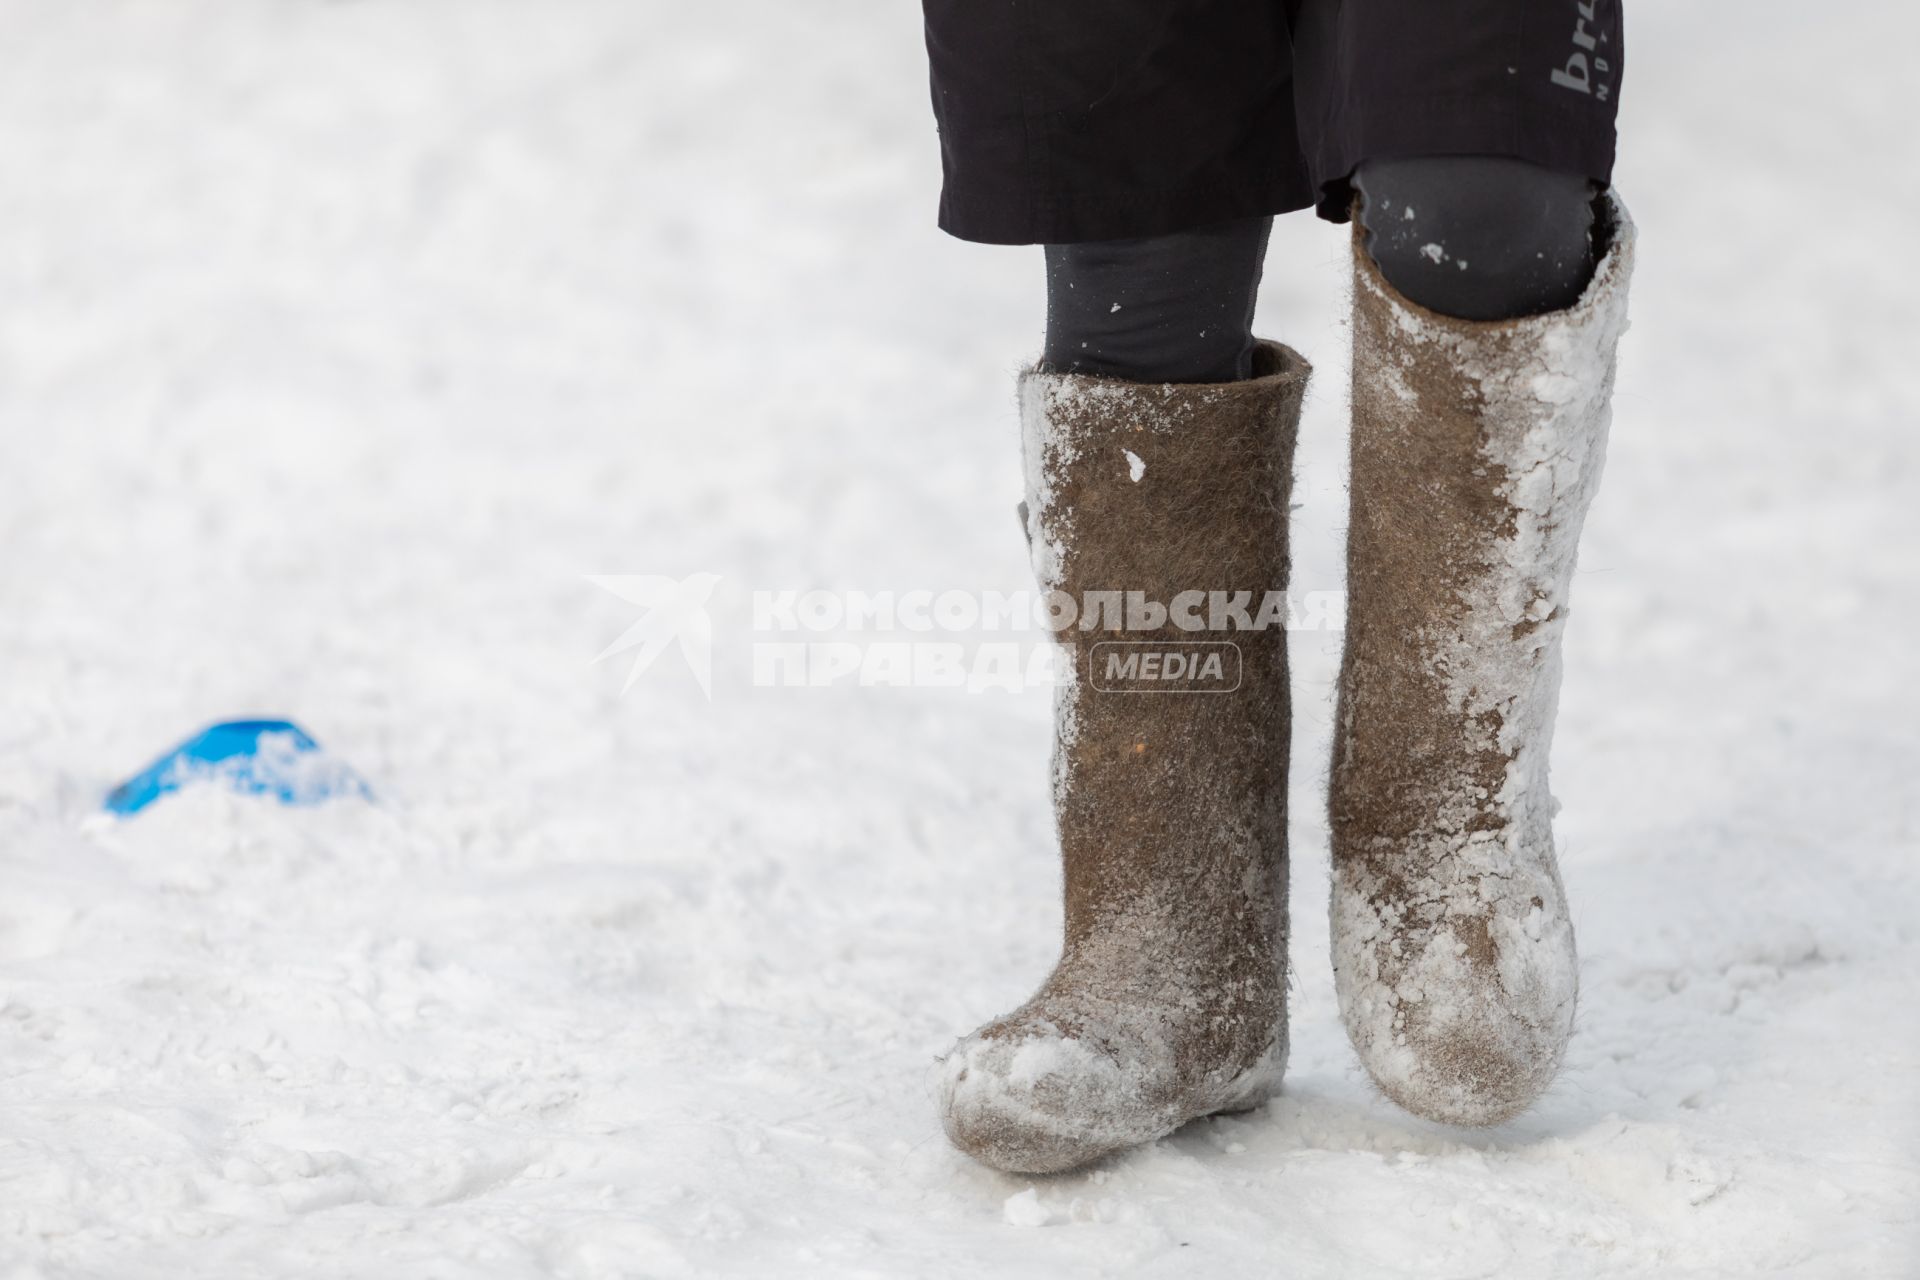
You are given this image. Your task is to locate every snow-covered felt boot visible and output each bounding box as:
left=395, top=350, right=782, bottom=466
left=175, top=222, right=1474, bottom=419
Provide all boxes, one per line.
left=940, top=342, right=1310, bottom=1174
left=1330, top=194, right=1635, bottom=1125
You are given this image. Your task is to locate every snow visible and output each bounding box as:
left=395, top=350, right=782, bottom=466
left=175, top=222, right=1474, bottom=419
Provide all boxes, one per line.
left=1, top=1, right=1917, bottom=1277
left=1001, top=1188, right=1054, bottom=1228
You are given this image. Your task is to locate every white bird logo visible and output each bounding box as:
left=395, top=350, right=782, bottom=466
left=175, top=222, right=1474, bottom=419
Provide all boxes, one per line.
left=587, top=573, right=722, bottom=698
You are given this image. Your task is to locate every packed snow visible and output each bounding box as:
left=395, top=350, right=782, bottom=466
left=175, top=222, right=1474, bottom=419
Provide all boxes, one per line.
left=1, top=1, right=1916, bottom=1277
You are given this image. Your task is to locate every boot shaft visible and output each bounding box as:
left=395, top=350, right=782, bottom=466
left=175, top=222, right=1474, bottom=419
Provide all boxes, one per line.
left=1020, top=343, right=1309, bottom=955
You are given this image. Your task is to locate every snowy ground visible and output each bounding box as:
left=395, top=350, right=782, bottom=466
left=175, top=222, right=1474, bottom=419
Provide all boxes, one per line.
left=2, top=1, right=1916, bottom=1276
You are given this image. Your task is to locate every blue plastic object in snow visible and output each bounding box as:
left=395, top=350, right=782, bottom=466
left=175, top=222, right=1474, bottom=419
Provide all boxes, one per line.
left=104, top=719, right=372, bottom=816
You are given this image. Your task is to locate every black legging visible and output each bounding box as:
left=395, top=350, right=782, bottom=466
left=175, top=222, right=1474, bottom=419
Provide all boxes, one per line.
left=1043, top=156, right=1599, bottom=384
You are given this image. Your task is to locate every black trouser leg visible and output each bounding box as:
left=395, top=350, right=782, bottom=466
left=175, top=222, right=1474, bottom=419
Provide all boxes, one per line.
left=1042, top=217, right=1274, bottom=383
left=1353, top=157, right=1598, bottom=321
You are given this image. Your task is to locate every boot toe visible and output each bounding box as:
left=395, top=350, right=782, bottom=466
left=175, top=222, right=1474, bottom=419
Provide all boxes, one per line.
left=938, top=1017, right=1150, bottom=1174
left=1361, top=1004, right=1566, bottom=1126
left=1333, top=886, right=1577, bottom=1125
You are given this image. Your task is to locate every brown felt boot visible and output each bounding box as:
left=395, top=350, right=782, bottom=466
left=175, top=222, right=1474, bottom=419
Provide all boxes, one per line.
left=1330, top=194, right=1635, bottom=1125
left=940, top=342, right=1310, bottom=1174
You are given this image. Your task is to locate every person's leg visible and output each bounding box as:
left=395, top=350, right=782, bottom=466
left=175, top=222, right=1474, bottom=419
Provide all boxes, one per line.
left=1282, top=0, right=1631, bottom=1133
left=1042, top=216, right=1274, bottom=383
left=1353, top=156, right=1597, bottom=321
left=923, top=0, right=1310, bottom=1175
left=941, top=214, right=1302, bottom=1175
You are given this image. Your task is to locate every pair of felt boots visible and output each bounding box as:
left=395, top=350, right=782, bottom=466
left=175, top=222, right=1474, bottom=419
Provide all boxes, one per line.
left=940, top=201, right=1636, bottom=1174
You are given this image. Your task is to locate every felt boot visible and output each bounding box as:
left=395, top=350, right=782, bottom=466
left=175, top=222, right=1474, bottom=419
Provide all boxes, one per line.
left=941, top=342, right=1310, bottom=1173
left=1330, top=195, right=1635, bottom=1125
